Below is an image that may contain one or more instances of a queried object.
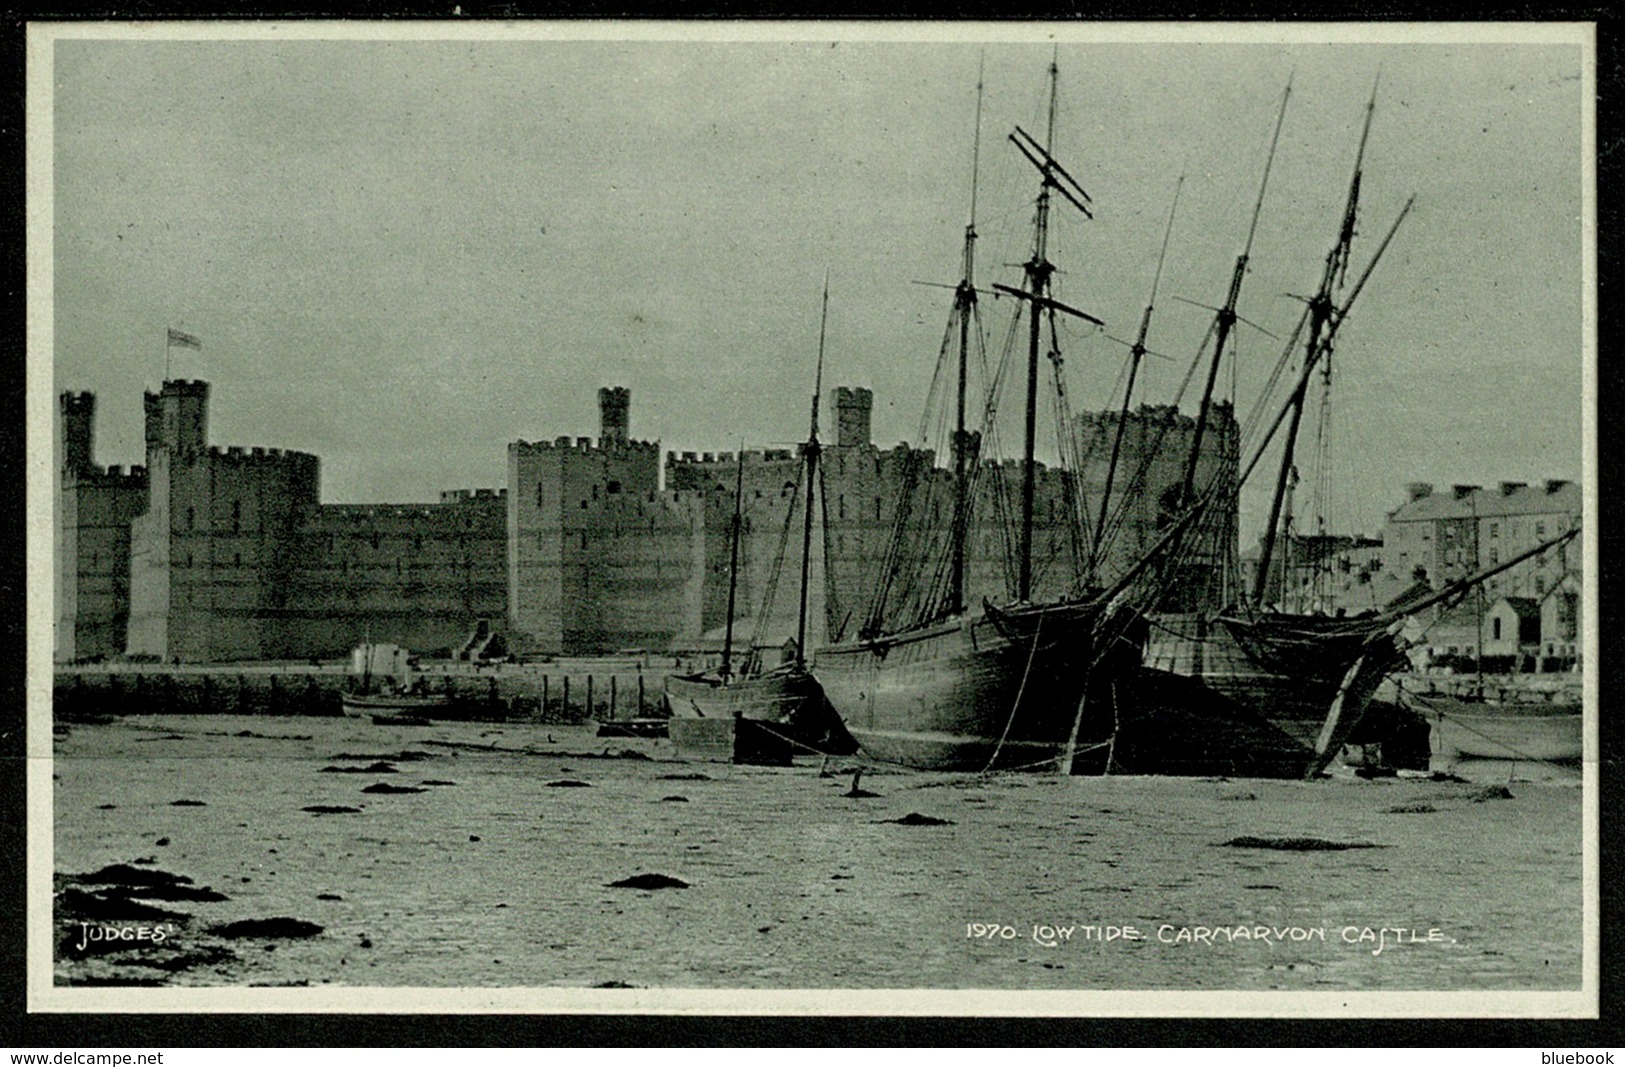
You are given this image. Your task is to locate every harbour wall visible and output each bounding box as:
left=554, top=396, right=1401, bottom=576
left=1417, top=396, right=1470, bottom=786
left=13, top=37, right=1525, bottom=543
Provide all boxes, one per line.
left=53, top=659, right=684, bottom=724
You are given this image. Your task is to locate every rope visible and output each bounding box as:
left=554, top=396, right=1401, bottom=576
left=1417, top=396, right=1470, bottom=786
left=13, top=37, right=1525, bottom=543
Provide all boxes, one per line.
left=980, top=608, right=1045, bottom=772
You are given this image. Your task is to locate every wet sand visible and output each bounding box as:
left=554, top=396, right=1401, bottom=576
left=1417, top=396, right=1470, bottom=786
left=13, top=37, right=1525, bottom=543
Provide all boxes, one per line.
left=52, top=715, right=1582, bottom=990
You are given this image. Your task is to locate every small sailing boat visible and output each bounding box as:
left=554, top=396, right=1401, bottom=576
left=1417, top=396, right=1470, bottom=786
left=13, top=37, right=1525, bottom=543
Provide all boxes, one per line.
left=812, top=59, right=1173, bottom=772
left=341, top=640, right=449, bottom=719
left=665, top=284, right=856, bottom=765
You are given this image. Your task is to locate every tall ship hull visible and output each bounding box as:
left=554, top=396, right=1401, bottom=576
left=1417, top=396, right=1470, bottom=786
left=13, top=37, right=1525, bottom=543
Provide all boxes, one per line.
left=665, top=665, right=856, bottom=764
left=1135, top=611, right=1414, bottom=778
left=815, top=600, right=1133, bottom=772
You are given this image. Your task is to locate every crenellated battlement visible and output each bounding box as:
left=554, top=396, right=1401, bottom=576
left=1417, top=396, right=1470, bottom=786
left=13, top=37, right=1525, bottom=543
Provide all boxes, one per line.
left=206, top=444, right=320, bottom=468
left=510, top=436, right=661, bottom=457
left=62, top=464, right=148, bottom=490
left=665, top=447, right=798, bottom=471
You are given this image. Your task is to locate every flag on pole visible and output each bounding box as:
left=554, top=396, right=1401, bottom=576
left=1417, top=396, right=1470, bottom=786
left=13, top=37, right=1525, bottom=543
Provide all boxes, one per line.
left=167, top=328, right=202, bottom=350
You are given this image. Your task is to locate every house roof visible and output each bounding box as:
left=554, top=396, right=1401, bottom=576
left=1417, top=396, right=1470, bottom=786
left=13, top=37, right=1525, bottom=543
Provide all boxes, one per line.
left=1492, top=596, right=1542, bottom=622
left=1388, top=481, right=1581, bottom=523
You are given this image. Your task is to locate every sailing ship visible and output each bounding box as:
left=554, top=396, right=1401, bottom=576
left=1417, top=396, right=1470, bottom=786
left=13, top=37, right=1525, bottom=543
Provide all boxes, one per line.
left=1131, top=82, right=1578, bottom=778
left=665, top=286, right=856, bottom=765
left=812, top=60, right=1176, bottom=773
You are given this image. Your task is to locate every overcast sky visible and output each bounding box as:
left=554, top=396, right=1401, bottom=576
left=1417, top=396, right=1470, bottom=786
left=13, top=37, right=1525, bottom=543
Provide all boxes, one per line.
left=45, top=24, right=1588, bottom=539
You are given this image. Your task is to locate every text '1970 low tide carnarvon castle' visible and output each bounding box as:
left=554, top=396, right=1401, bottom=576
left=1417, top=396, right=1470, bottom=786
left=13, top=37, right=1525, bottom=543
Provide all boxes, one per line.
left=56, top=380, right=1240, bottom=663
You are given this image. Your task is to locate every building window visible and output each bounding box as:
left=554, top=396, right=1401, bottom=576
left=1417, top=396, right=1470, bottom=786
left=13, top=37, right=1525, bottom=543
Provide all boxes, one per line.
left=1536, top=576, right=1546, bottom=595
left=231, top=500, right=241, bottom=533
left=1492, top=617, right=1502, bottom=641
left=186, top=506, right=195, bottom=530
left=1536, top=522, right=1546, bottom=538
left=607, top=480, right=622, bottom=495
left=233, top=552, right=241, bottom=567
left=536, top=482, right=545, bottom=508
left=1488, top=547, right=1498, bottom=565
left=1489, top=522, right=1499, bottom=538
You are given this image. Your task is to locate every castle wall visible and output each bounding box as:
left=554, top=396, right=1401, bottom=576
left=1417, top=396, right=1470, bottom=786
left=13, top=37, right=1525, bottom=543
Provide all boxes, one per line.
left=278, top=490, right=508, bottom=657
left=667, top=447, right=807, bottom=641
left=1075, top=401, right=1241, bottom=611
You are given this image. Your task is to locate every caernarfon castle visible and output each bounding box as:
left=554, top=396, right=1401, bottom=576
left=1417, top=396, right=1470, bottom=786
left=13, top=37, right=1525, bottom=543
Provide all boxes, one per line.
left=57, top=379, right=1239, bottom=664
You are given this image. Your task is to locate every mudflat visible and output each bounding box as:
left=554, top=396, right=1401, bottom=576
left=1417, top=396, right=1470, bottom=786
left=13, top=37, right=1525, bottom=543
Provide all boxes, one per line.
left=51, top=715, right=1582, bottom=991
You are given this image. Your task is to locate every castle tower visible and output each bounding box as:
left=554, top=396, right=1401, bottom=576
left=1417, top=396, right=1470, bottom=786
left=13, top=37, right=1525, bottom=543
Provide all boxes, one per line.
left=144, top=379, right=210, bottom=457
left=835, top=386, right=872, bottom=448
left=59, top=391, right=96, bottom=474
left=599, top=386, right=630, bottom=448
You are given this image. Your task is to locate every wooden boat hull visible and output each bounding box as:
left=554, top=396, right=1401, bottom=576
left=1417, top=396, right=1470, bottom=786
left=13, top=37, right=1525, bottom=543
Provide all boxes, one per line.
left=595, top=718, right=671, bottom=740
left=1421, top=696, right=1582, bottom=764
left=371, top=713, right=433, bottom=726
left=340, top=692, right=450, bottom=718
left=664, top=667, right=855, bottom=763
left=1137, top=612, right=1413, bottom=777
left=813, top=600, right=1130, bottom=772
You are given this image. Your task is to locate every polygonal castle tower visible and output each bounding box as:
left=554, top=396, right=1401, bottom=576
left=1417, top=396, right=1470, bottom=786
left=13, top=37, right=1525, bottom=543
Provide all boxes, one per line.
left=507, top=386, right=674, bottom=655
left=123, top=380, right=321, bottom=662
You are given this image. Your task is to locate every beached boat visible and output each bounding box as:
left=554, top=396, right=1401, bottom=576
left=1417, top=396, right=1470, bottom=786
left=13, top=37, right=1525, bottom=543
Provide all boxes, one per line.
left=1397, top=676, right=1582, bottom=765
left=341, top=690, right=448, bottom=719
left=664, top=284, right=855, bottom=765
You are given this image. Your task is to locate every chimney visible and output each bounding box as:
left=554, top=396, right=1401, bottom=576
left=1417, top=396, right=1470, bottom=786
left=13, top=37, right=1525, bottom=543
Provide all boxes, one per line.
left=1451, top=484, right=1479, bottom=501
left=1405, top=481, right=1434, bottom=502
left=598, top=386, right=630, bottom=448
left=1499, top=481, right=1526, bottom=496
left=835, top=386, right=873, bottom=448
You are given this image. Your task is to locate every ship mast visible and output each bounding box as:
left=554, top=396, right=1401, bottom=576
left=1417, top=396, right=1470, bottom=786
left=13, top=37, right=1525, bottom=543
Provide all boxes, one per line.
left=997, top=54, right=1101, bottom=602
left=946, top=60, right=986, bottom=618
left=1089, top=175, right=1183, bottom=582
left=1179, top=79, right=1291, bottom=509
left=719, top=447, right=746, bottom=681
left=794, top=276, right=829, bottom=670
left=1253, top=82, right=1375, bottom=610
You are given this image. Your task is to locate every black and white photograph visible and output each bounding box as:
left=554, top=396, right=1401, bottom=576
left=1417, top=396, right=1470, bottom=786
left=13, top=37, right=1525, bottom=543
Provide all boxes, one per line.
left=29, top=21, right=1595, bottom=1015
